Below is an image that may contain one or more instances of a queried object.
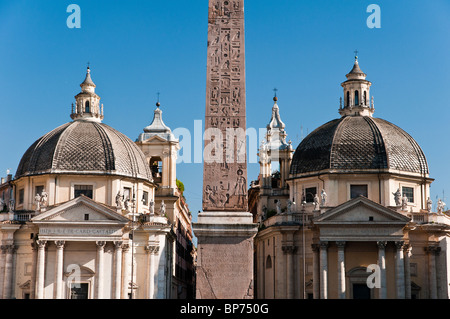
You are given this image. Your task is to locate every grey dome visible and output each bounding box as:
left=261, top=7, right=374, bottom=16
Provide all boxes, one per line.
left=290, top=116, right=429, bottom=176
left=15, top=120, right=153, bottom=181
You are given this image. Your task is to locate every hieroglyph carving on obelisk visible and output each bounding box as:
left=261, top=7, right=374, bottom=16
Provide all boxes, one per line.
left=203, top=0, right=247, bottom=212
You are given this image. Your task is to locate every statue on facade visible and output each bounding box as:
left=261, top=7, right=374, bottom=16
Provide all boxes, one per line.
left=287, top=200, right=293, bottom=214
left=392, top=188, right=402, bottom=206
left=124, top=198, right=131, bottom=213
left=40, top=190, right=48, bottom=209
left=159, top=200, right=166, bottom=216
left=115, top=191, right=124, bottom=210
left=149, top=199, right=155, bottom=215
left=276, top=200, right=281, bottom=215
left=262, top=205, right=267, bottom=220
left=401, top=194, right=408, bottom=211
left=437, top=199, right=446, bottom=214
left=35, top=193, right=41, bottom=211
left=321, top=189, right=327, bottom=206
left=427, top=197, right=433, bottom=213
left=8, top=198, right=15, bottom=212
left=314, top=194, right=320, bottom=211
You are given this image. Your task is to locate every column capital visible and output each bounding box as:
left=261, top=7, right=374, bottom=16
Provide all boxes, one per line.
left=114, top=241, right=123, bottom=249
left=55, top=241, right=65, bottom=249
left=3, top=244, right=17, bottom=254
left=96, top=241, right=107, bottom=248
left=122, top=244, right=130, bottom=252
left=403, top=243, right=411, bottom=253
left=336, top=241, right=346, bottom=249
left=311, top=243, right=320, bottom=252
left=36, top=240, right=47, bottom=249
left=425, top=246, right=441, bottom=256
left=394, top=241, right=405, bottom=250
left=145, top=245, right=160, bottom=255
left=320, top=241, right=329, bottom=249
left=377, top=241, right=387, bottom=249
left=282, top=245, right=297, bottom=254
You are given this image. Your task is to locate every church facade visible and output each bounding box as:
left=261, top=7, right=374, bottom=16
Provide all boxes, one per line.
left=251, top=57, right=450, bottom=299
left=0, top=68, right=195, bottom=299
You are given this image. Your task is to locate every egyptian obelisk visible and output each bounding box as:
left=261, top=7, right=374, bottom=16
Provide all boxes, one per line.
left=193, top=0, right=257, bottom=299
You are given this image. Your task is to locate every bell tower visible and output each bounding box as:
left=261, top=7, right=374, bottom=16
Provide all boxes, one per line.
left=70, top=66, right=104, bottom=122
left=339, top=54, right=374, bottom=117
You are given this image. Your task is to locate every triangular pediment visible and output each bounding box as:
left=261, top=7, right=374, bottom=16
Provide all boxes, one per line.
left=314, top=196, right=410, bottom=224
left=32, top=195, right=129, bottom=224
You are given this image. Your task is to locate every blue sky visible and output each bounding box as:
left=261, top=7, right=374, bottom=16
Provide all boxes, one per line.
left=1, top=0, right=450, bottom=230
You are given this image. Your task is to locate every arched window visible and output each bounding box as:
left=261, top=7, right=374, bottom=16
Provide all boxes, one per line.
left=346, top=91, right=350, bottom=107
left=364, top=91, right=367, bottom=105
left=266, top=255, right=272, bottom=269
left=85, top=101, right=90, bottom=113
left=354, top=90, right=359, bottom=106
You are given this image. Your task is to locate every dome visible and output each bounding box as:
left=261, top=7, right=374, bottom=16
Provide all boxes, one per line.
left=15, top=120, right=153, bottom=181
left=290, top=116, right=429, bottom=176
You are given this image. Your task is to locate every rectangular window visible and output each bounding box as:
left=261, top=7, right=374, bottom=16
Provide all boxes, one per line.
left=142, top=191, right=148, bottom=206
left=305, top=187, right=317, bottom=203
left=84, top=214, right=89, bottom=221
left=18, top=189, right=24, bottom=205
left=74, top=185, right=93, bottom=199
left=123, top=187, right=131, bottom=201
left=402, top=187, right=414, bottom=203
left=70, top=283, right=89, bottom=299
left=35, top=185, right=44, bottom=197
left=351, top=185, right=368, bottom=199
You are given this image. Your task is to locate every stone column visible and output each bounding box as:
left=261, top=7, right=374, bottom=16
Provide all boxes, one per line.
left=425, top=246, right=439, bottom=299
left=113, top=241, right=123, bottom=299
left=282, top=245, right=297, bottom=299
left=121, top=244, right=130, bottom=299
left=0, top=246, right=6, bottom=299
left=95, top=241, right=106, bottom=299
left=2, top=245, right=16, bottom=299
left=30, top=243, right=37, bottom=299
left=35, top=240, right=47, bottom=299
left=403, top=244, right=411, bottom=299
left=395, top=241, right=405, bottom=299
left=145, top=245, right=159, bottom=299
left=377, top=241, right=387, bottom=299
left=319, top=241, right=328, bottom=299
left=435, top=247, right=443, bottom=299
left=54, top=241, right=65, bottom=299
left=336, top=241, right=346, bottom=299
left=311, top=244, right=320, bottom=299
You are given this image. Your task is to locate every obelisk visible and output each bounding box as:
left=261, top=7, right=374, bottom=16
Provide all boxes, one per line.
left=193, top=0, right=257, bottom=299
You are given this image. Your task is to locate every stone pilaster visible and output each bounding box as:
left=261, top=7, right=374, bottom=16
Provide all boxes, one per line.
left=95, top=241, right=106, bottom=299
left=282, top=245, right=297, bottom=299
left=0, top=246, right=6, bottom=299
left=113, top=241, right=123, bottom=299
left=319, top=241, right=328, bottom=299
left=336, top=241, right=346, bottom=299
left=35, top=240, right=47, bottom=299
left=121, top=244, right=130, bottom=299
left=377, top=241, right=387, bottom=299
left=425, top=245, right=440, bottom=299
left=311, top=244, right=320, bottom=299
left=395, top=241, right=405, bottom=299
left=30, top=243, right=37, bottom=299
left=145, top=244, right=159, bottom=299
left=54, top=241, right=65, bottom=299
left=403, top=244, right=411, bottom=299
left=2, top=245, right=17, bottom=299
